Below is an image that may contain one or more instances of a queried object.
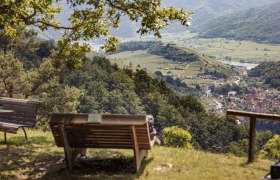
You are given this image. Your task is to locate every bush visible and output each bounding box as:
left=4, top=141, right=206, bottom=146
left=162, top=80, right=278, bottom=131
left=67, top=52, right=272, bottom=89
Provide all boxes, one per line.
left=260, top=135, right=280, bottom=160
left=163, top=126, right=192, bottom=148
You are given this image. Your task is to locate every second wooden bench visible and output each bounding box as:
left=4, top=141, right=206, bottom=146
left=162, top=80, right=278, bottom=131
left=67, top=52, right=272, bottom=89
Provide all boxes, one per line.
left=0, top=97, right=41, bottom=143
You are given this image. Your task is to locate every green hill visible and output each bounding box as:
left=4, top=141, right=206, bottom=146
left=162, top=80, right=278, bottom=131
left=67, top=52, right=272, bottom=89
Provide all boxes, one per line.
left=197, top=1, right=280, bottom=44
left=0, top=129, right=273, bottom=179
left=113, top=41, right=237, bottom=78
left=249, top=61, right=280, bottom=88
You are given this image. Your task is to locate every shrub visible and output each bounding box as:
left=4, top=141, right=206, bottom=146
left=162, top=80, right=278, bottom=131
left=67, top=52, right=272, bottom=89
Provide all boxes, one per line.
left=260, top=135, right=280, bottom=160
left=163, top=126, right=192, bottom=148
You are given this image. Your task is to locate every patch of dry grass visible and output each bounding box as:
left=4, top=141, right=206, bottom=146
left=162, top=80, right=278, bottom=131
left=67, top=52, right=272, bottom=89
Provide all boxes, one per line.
left=0, top=129, right=273, bottom=179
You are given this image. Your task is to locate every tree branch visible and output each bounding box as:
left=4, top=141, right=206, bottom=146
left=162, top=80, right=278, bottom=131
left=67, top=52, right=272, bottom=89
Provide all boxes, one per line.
left=34, top=20, right=74, bottom=30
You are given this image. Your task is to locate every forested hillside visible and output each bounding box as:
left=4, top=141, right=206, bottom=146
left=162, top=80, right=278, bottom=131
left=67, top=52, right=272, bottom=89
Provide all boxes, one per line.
left=197, top=1, right=280, bottom=44
left=115, top=41, right=236, bottom=78
left=249, top=61, right=280, bottom=88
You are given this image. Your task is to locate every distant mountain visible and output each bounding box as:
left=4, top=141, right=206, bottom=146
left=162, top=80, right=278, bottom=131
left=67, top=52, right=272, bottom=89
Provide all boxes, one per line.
left=163, top=0, right=276, bottom=26
left=40, top=0, right=277, bottom=39
left=197, top=1, right=280, bottom=44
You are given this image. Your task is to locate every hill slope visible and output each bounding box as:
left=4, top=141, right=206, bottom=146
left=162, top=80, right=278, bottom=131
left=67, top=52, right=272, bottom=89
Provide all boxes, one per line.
left=0, top=129, right=273, bottom=179
left=197, top=1, right=280, bottom=44
left=113, top=41, right=237, bottom=78
left=249, top=61, right=280, bottom=88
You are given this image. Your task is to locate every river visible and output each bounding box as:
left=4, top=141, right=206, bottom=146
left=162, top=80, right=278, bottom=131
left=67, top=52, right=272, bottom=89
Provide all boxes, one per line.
left=218, top=60, right=259, bottom=69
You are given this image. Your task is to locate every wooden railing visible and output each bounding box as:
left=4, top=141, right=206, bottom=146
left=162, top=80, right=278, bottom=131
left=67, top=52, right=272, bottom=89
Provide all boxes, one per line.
left=227, top=109, right=280, bottom=163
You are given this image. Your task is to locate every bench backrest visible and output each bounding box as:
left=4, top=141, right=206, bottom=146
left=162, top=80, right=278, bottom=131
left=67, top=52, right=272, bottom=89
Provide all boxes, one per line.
left=49, top=114, right=153, bottom=150
left=0, top=97, right=41, bottom=125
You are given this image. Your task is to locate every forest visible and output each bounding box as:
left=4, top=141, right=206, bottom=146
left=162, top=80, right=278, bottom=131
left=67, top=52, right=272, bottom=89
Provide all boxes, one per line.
left=197, top=1, right=280, bottom=44
left=249, top=61, right=280, bottom=89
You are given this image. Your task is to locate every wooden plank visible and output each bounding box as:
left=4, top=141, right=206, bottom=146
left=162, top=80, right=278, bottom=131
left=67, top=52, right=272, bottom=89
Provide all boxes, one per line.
left=0, top=98, right=40, bottom=108
left=0, top=116, right=36, bottom=124
left=64, top=125, right=131, bottom=130
left=49, top=113, right=149, bottom=125
left=69, top=144, right=134, bottom=149
left=48, top=114, right=88, bottom=124
left=69, top=138, right=132, bottom=143
left=227, top=109, right=280, bottom=121
left=67, top=133, right=131, bottom=138
left=0, top=128, right=17, bottom=133
left=2, top=105, right=38, bottom=114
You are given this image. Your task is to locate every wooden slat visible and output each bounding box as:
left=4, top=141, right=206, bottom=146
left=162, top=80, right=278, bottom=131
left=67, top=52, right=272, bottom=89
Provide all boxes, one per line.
left=68, top=135, right=131, bottom=139
left=0, top=129, right=17, bottom=133
left=71, top=138, right=132, bottom=142
left=70, top=144, right=134, bottom=149
left=48, top=113, right=149, bottom=125
left=3, top=105, right=38, bottom=114
left=0, top=119, right=33, bottom=126
left=64, top=125, right=131, bottom=130
left=48, top=114, right=88, bottom=124
left=0, top=116, right=36, bottom=124
left=66, top=130, right=131, bottom=135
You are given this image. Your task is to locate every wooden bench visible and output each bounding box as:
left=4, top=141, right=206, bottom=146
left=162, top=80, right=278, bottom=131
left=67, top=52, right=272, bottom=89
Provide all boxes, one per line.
left=48, top=114, right=160, bottom=172
left=0, top=97, right=41, bottom=143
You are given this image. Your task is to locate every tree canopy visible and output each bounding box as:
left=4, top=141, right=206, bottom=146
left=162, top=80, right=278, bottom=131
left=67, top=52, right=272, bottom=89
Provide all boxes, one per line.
left=0, top=0, right=192, bottom=67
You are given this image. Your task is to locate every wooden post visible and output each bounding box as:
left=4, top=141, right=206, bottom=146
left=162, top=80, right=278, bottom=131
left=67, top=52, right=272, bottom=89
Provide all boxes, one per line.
left=131, top=126, right=148, bottom=172
left=58, top=124, right=74, bottom=170
left=248, top=117, right=256, bottom=163
left=4, top=129, right=6, bottom=144
left=227, top=110, right=280, bottom=163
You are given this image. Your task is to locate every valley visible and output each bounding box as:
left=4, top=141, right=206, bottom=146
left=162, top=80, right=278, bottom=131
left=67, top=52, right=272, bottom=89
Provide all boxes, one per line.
left=121, top=31, right=280, bottom=64
left=108, top=37, right=280, bottom=116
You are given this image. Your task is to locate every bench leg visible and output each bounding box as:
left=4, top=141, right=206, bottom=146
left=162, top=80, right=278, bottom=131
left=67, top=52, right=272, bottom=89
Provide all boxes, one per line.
left=131, top=126, right=148, bottom=172
left=4, top=129, right=6, bottom=144
left=58, top=125, right=87, bottom=171
left=21, top=127, right=27, bottom=140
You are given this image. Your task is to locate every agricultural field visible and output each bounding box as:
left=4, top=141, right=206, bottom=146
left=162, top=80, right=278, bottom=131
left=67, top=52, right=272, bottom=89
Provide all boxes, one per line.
left=108, top=50, right=215, bottom=84
left=121, top=31, right=280, bottom=63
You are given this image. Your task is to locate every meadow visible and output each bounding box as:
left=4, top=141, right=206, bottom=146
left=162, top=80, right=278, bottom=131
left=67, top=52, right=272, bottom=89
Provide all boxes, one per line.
left=121, top=31, right=280, bottom=63
left=0, top=129, right=274, bottom=179
left=108, top=50, right=215, bottom=85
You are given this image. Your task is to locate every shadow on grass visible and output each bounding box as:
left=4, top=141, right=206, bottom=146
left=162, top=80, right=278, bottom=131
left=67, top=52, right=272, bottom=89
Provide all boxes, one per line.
left=42, top=156, right=153, bottom=180
left=0, top=135, right=62, bottom=179
left=0, top=136, right=153, bottom=179
left=239, top=161, right=270, bottom=172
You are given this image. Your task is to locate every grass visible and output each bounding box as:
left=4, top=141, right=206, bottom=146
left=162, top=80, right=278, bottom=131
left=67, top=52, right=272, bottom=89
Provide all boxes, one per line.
left=0, top=129, right=274, bottom=179
left=108, top=50, right=215, bottom=84
left=108, top=50, right=168, bottom=73
left=120, top=31, right=280, bottom=63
